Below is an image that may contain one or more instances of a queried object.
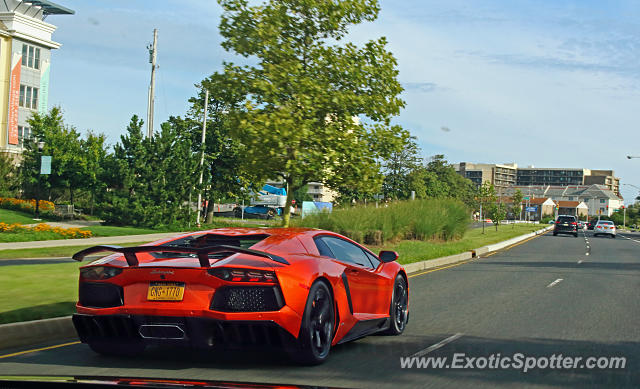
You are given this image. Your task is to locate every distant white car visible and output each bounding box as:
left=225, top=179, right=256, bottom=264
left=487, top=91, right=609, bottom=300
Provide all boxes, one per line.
left=594, top=220, right=616, bottom=238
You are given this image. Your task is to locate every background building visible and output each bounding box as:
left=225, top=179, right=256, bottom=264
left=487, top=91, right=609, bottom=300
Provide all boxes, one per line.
left=453, top=162, right=517, bottom=188
left=503, top=185, right=622, bottom=217
left=0, top=0, right=73, bottom=160
left=455, top=162, right=621, bottom=196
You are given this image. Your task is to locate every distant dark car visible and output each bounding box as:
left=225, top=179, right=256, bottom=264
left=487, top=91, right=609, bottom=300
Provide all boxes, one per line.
left=587, top=219, right=598, bottom=230
left=553, top=215, right=578, bottom=237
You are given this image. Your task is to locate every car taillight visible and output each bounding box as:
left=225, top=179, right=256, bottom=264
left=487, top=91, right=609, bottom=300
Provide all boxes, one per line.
left=80, top=266, right=123, bottom=280
left=555, top=221, right=560, bottom=224
left=571, top=222, right=577, bottom=225
left=208, top=268, right=277, bottom=283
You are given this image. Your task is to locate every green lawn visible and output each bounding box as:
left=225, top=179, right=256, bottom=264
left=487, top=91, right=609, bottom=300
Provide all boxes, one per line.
left=0, top=209, right=54, bottom=224
left=368, top=224, right=546, bottom=264
left=0, top=241, right=153, bottom=259
left=0, top=262, right=81, bottom=324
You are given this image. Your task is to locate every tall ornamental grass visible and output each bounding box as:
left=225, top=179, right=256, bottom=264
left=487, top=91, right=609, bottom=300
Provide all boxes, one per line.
left=294, top=199, right=469, bottom=245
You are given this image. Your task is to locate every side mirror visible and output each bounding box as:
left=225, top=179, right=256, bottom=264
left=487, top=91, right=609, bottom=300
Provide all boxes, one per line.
left=378, top=250, right=399, bottom=263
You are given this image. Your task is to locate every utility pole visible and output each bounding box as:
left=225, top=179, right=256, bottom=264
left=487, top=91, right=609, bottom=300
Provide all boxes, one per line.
left=196, top=89, right=209, bottom=226
left=146, top=28, right=158, bottom=138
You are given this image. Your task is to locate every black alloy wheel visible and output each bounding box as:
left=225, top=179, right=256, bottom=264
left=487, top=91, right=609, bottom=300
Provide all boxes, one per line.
left=385, top=275, right=409, bottom=335
left=293, top=281, right=334, bottom=365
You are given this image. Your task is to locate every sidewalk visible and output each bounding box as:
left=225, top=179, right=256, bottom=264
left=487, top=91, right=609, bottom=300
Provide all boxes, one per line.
left=22, top=220, right=103, bottom=229
left=0, top=231, right=186, bottom=250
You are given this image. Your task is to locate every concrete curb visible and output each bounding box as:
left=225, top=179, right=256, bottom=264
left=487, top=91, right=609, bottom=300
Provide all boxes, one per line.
left=0, top=316, right=75, bottom=349
left=404, top=225, right=553, bottom=275
left=0, top=226, right=554, bottom=350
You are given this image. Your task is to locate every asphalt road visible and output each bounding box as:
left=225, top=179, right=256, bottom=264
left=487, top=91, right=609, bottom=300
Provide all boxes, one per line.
left=1, top=229, right=639, bottom=388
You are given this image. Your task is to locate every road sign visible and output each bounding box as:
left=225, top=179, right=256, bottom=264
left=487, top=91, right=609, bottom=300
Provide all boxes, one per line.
left=40, top=156, right=51, bottom=175
left=523, top=196, right=530, bottom=200
left=526, top=206, right=537, bottom=212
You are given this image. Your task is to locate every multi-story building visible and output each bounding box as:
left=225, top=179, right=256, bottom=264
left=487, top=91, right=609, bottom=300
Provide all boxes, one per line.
left=0, top=0, right=73, bottom=160
left=503, top=185, right=622, bottom=217
left=583, top=170, right=620, bottom=196
left=305, top=182, right=337, bottom=203
left=453, top=162, right=517, bottom=188
left=516, top=167, right=587, bottom=187
left=455, top=162, right=622, bottom=197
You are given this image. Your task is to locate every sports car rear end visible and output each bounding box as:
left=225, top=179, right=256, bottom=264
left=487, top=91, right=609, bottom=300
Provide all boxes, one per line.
left=72, top=234, right=303, bottom=352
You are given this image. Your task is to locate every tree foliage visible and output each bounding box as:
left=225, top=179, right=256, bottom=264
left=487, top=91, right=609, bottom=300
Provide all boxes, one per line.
left=188, top=73, right=257, bottom=223
left=0, top=153, right=19, bottom=197
left=218, top=0, right=407, bottom=226
left=97, top=115, right=199, bottom=227
left=511, top=189, right=523, bottom=222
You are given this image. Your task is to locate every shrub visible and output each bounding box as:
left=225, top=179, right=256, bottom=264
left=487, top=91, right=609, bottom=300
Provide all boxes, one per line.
left=0, top=222, right=92, bottom=239
left=294, top=199, right=470, bottom=245
left=0, top=197, right=55, bottom=213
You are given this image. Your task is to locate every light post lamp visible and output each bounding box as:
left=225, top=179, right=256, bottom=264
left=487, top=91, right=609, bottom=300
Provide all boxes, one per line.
left=34, top=140, right=45, bottom=220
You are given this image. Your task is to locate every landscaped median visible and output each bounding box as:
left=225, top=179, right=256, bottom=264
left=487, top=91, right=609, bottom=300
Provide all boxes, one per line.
left=0, top=223, right=552, bottom=349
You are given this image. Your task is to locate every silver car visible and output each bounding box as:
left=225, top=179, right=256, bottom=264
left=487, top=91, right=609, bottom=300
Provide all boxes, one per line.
left=594, top=220, right=616, bottom=238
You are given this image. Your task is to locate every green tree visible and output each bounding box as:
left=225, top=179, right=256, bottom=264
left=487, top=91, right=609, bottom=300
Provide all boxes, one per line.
left=423, top=155, right=475, bottom=204
left=99, top=115, right=200, bottom=227
left=511, top=189, right=523, bottom=225
left=476, top=182, right=497, bottom=234
left=488, top=201, right=506, bottom=231
left=382, top=135, right=424, bottom=200
left=218, top=0, right=406, bottom=227
left=0, top=153, right=18, bottom=197
left=82, top=131, right=107, bottom=215
left=188, top=73, right=256, bottom=223
left=22, top=107, right=86, bottom=207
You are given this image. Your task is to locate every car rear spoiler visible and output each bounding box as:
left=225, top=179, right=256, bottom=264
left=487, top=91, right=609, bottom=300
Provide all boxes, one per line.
left=71, top=244, right=289, bottom=267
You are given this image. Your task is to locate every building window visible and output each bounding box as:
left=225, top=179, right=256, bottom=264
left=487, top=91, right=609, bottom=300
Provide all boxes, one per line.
left=18, top=85, right=38, bottom=109
left=21, top=44, right=41, bottom=69
left=19, top=85, right=25, bottom=107
left=18, top=126, right=30, bottom=147
left=599, top=199, right=605, bottom=203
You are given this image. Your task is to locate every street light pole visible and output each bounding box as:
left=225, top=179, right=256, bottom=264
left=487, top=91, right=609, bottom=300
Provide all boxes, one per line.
left=34, top=140, right=45, bottom=220
left=196, top=88, right=209, bottom=227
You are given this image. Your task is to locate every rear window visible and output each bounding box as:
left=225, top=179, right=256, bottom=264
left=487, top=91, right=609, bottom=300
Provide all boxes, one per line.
left=152, top=233, right=269, bottom=259
left=598, top=221, right=614, bottom=225
left=557, top=216, right=576, bottom=223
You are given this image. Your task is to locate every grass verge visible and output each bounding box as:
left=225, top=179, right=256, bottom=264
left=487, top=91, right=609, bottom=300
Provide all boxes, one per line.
left=0, top=262, right=80, bottom=324
left=368, top=224, right=545, bottom=264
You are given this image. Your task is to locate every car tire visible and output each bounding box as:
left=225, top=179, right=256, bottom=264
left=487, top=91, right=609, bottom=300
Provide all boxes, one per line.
left=612, top=234, right=616, bottom=239
left=574, top=233, right=578, bottom=237
left=88, top=341, right=145, bottom=357
left=384, top=274, right=409, bottom=336
left=553, top=232, right=557, bottom=236
left=233, top=207, right=242, bottom=218
left=292, top=281, right=334, bottom=365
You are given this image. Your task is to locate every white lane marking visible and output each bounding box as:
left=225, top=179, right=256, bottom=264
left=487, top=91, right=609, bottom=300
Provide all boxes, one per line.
left=547, top=278, right=564, bottom=288
left=410, top=333, right=464, bottom=358
left=578, top=259, right=584, bottom=264
left=585, top=252, right=590, bottom=256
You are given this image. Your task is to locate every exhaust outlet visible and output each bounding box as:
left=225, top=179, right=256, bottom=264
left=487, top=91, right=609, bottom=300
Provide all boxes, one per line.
left=138, top=324, right=186, bottom=340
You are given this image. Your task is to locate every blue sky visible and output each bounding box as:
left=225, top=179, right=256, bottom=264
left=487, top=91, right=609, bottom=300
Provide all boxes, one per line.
left=47, top=0, right=640, bottom=203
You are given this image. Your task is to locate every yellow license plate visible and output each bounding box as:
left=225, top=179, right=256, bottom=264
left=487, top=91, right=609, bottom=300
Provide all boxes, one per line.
left=147, top=282, right=185, bottom=301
